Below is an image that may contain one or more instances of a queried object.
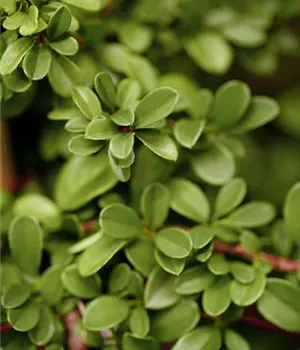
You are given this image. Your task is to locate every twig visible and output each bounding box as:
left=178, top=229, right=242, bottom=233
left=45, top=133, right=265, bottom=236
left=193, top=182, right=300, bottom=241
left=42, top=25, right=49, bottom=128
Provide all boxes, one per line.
left=62, top=311, right=88, bottom=350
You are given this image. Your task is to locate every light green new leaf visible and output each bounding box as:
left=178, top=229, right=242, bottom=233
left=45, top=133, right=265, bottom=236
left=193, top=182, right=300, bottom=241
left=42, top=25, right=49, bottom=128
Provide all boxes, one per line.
left=202, top=275, right=231, bottom=316
left=214, top=178, right=247, bottom=219
left=230, top=271, right=266, bottom=306
left=0, top=37, right=35, bottom=75
left=19, top=6, right=39, bottom=36
left=257, top=278, right=300, bottom=333
left=109, top=133, right=135, bottom=160
left=1, top=283, right=31, bottom=309
left=210, top=81, right=251, bottom=129
left=136, top=130, right=178, bottom=161
left=40, top=266, right=64, bottom=305
left=154, top=249, right=185, bottom=276
left=85, top=119, right=118, bottom=140
left=68, top=135, right=103, bottom=156
left=240, top=230, right=262, bottom=254
left=78, top=235, right=127, bottom=276
left=150, top=299, right=200, bottom=342
left=100, top=203, right=143, bottom=239
left=3, top=12, right=26, bottom=31
left=94, top=72, right=117, bottom=109
left=49, top=37, right=79, bottom=56
left=134, top=87, right=178, bottom=128
left=9, top=216, right=43, bottom=276
left=233, top=97, right=279, bottom=134
left=129, top=307, right=150, bottom=337
left=227, top=201, right=276, bottom=228
left=224, top=329, right=250, bottom=350
left=184, top=31, right=233, bottom=75
left=144, top=266, right=180, bottom=310
left=83, top=295, right=129, bottom=331
left=284, top=182, right=300, bottom=247
left=230, top=262, right=255, bottom=284
left=190, top=225, right=215, bottom=249
left=7, top=299, right=40, bottom=332
left=223, top=22, right=266, bottom=48
left=141, top=183, right=170, bottom=230
left=191, top=145, right=235, bottom=185
left=167, top=177, right=210, bottom=223
left=48, top=53, right=83, bottom=97
left=13, top=193, right=62, bottom=232
left=62, top=0, right=103, bottom=11
left=174, top=119, right=205, bottom=149
left=72, top=86, right=102, bottom=120
left=23, top=45, right=52, bottom=80
left=119, top=21, right=153, bottom=53
left=125, top=238, right=156, bottom=277
left=208, top=254, right=230, bottom=275
left=0, top=0, right=16, bottom=14
left=47, top=5, right=72, bottom=41
left=61, top=264, right=101, bottom=298
left=111, top=109, right=135, bottom=126
left=29, top=306, right=55, bottom=346
left=108, top=263, right=132, bottom=294
left=172, top=326, right=222, bottom=350
left=54, top=152, right=117, bottom=210
left=175, top=265, right=216, bottom=295
left=116, top=79, right=141, bottom=109
left=122, top=333, right=159, bottom=350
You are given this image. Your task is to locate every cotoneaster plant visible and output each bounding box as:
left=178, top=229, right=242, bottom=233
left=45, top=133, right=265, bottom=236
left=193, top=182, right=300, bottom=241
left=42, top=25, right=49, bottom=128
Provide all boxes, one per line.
left=1, top=1, right=300, bottom=350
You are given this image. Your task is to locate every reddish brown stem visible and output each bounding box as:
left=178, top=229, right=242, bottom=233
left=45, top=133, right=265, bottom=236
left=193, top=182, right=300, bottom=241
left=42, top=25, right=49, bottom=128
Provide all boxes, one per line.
left=62, top=311, right=88, bottom=350
left=0, top=324, right=13, bottom=332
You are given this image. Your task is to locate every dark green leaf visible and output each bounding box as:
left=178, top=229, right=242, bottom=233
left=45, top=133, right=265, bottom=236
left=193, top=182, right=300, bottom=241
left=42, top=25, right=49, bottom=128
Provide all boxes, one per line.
left=154, top=249, right=185, bottom=276
left=29, top=306, right=55, bottom=346
left=224, top=329, right=250, bottom=350
left=284, top=182, right=300, bottom=247
left=23, top=45, right=51, bottom=80
left=190, top=225, right=215, bottom=249
left=7, top=299, right=40, bottom=332
left=108, top=263, right=132, bottom=294
left=85, top=119, right=118, bottom=140
left=83, top=295, right=129, bottom=330
left=174, top=119, right=205, bottom=149
left=129, top=307, right=150, bottom=337
left=94, top=72, right=117, bottom=109
left=1, top=283, right=31, bottom=309
left=40, top=266, right=64, bottom=305
left=47, top=5, right=71, bottom=41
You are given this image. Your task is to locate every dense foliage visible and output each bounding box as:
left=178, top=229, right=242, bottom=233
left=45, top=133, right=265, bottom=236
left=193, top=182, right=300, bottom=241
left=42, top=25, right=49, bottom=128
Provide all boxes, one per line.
left=1, top=0, right=300, bottom=349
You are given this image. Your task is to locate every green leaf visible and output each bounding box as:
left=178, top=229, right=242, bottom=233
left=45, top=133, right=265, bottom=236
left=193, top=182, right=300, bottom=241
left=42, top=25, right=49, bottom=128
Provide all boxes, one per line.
left=0, top=37, right=35, bottom=75
left=68, top=232, right=101, bottom=254
left=191, top=145, right=235, bottom=185
left=54, top=152, right=117, bottom=210
left=240, top=230, right=262, bottom=254
left=47, top=5, right=71, bottom=41
left=284, top=182, right=300, bottom=247
left=257, top=278, right=300, bottom=333
left=100, top=203, right=143, bottom=239
left=78, top=235, right=126, bottom=277
left=167, top=177, right=210, bottom=223
left=184, top=31, right=233, bottom=75
left=49, top=37, right=79, bottom=56
left=190, top=225, right=215, bottom=249
left=111, top=109, right=135, bottom=126
left=125, top=238, right=156, bottom=277
left=122, top=333, right=159, bottom=350
left=68, top=135, right=103, bottom=156
left=7, top=299, right=40, bottom=332
left=129, top=307, right=150, bottom=337
left=196, top=243, right=215, bottom=261
left=23, top=45, right=51, bottom=80
left=61, top=264, right=101, bottom=298
left=191, top=89, right=214, bottom=119
left=85, top=119, right=118, bottom=140
left=223, top=22, right=266, bottom=48
left=174, top=119, right=205, bottom=149
left=108, top=150, right=131, bottom=182
left=83, top=295, right=129, bottom=331
left=202, top=275, right=231, bottom=316
left=119, top=21, right=153, bottom=53
left=109, top=133, right=135, bottom=160
left=227, top=201, right=276, bottom=228
left=208, top=254, right=230, bottom=275
left=136, top=130, right=178, bottom=161
left=154, top=249, right=185, bottom=276
left=214, top=178, right=247, bottom=219
left=116, top=79, right=141, bottom=109
left=2, top=283, right=31, bottom=309
left=65, top=116, right=89, bottom=133
left=134, top=87, right=178, bottom=128
left=94, top=72, right=117, bottom=110
left=0, top=263, right=21, bottom=292
left=141, top=183, right=170, bottom=230
left=72, top=86, right=102, bottom=120
left=62, top=0, right=103, bottom=11
left=40, top=266, right=64, bottom=305
left=29, top=306, right=55, bottom=346
left=13, top=193, right=62, bottom=232
left=0, top=0, right=16, bottom=14
left=150, top=299, right=200, bottom=342
left=48, top=53, right=83, bottom=97
left=233, top=97, right=279, bottom=134
left=108, top=263, right=132, bottom=294
left=172, top=326, right=222, bottom=350
left=9, top=216, right=43, bottom=276
left=75, top=320, right=103, bottom=347
left=224, top=329, right=250, bottom=350
left=175, top=266, right=216, bottom=295
left=144, top=266, right=181, bottom=310
left=128, top=271, right=144, bottom=298
left=230, top=262, right=255, bottom=284
left=3, top=12, right=26, bottom=31
left=2, top=69, right=32, bottom=93
left=155, top=227, right=192, bottom=259
left=19, top=6, right=39, bottom=36
left=230, top=271, right=266, bottom=306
